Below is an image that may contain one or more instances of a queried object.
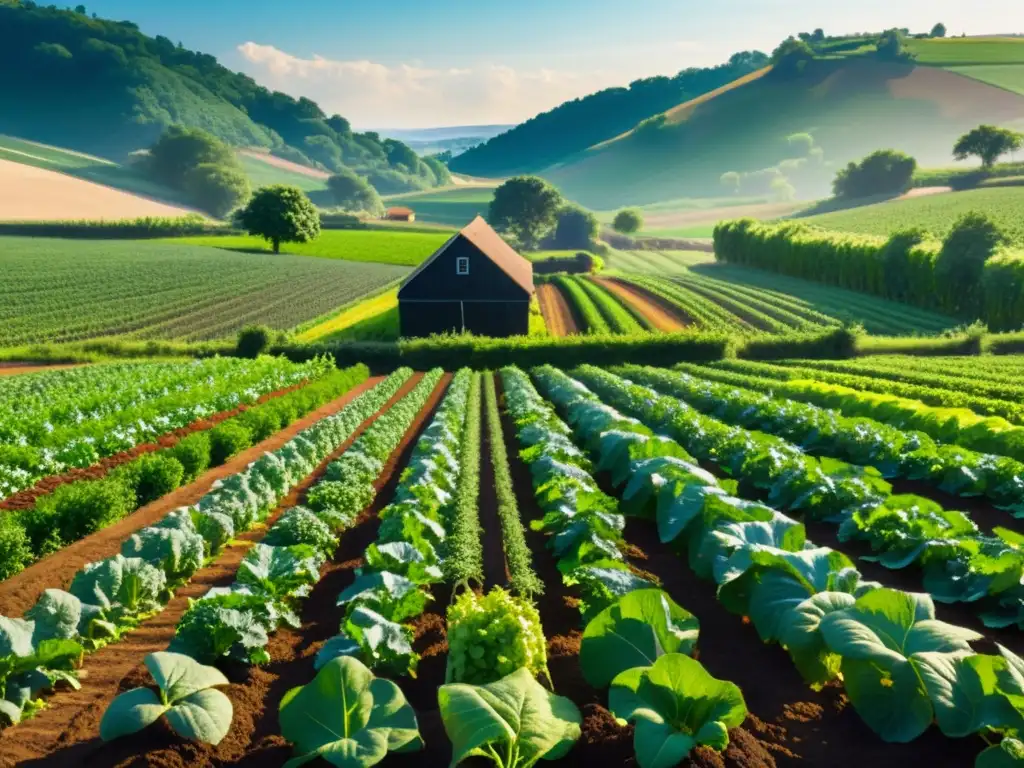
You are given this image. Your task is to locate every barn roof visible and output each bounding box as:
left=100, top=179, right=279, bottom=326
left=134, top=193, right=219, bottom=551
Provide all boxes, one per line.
left=400, top=216, right=534, bottom=296
left=387, top=206, right=414, bottom=216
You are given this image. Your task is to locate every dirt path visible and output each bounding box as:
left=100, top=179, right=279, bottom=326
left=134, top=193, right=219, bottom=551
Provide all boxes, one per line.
left=0, top=363, right=88, bottom=377
left=536, top=283, right=580, bottom=337
left=0, top=376, right=383, bottom=619
left=1, top=379, right=315, bottom=511
left=19, top=375, right=453, bottom=768
left=594, top=277, right=688, bottom=332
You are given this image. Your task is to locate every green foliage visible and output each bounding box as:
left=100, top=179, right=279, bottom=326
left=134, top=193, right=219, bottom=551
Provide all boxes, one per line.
left=326, top=168, right=384, bottom=216
left=955, top=125, right=1024, bottom=169
left=208, top=420, right=253, bottom=465
left=876, top=28, right=914, bottom=61
left=23, top=477, right=135, bottom=555
left=446, top=588, right=549, bottom=685
left=147, top=127, right=240, bottom=190
left=236, top=325, right=274, bottom=358
left=833, top=150, right=917, bottom=199
left=771, top=37, right=815, bottom=77
left=278, top=656, right=423, bottom=768
left=609, top=654, right=747, bottom=766
left=183, top=162, right=251, bottom=218
left=550, top=204, right=599, bottom=249
left=0, top=215, right=226, bottom=239
left=0, top=516, right=32, bottom=581
left=935, top=212, right=1008, bottom=316
left=931, top=23, right=947, bottom=38
left=612, top=208, right=644, bottom=235
left=169, top=432, right=211, bottom=482
left=488, top=176, right=564, bottom=250
left=110, top=452, right=185, bottom=507
left=100, top=652, right=232, bottom=745
left=445, top=373, right=485, bottom=585
left=237, top=185, right=321, bottom=253
left=439, top=667, right=582, bottom=768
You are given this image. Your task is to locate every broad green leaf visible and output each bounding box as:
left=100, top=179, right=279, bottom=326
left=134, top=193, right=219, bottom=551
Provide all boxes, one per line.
left=580, top=589, right=699, bottom=688
left=165, top=688, right=233, bottom=745
left=0, top=616, right=34, bottom=658
left=915, top=651, right=1022, bottom=737
left=145, top=651, right=229, bottom=704
left=634, top=719, right=697, bottom=768
left=99, top=687, right=167, bottom=741
left=840, top=657, right=932, bottom=743
left=977, top=738, right=1024, bottom=768
left=438, top=667, right=581, bottom=768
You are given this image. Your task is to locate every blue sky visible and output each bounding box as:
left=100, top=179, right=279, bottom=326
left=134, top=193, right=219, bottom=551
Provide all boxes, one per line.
left=82, top=0, right=1024, bottom=128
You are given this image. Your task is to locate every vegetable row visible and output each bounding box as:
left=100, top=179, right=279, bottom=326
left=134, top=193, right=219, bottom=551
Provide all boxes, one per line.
left=531, top=364, right=1024, bottom=758
left=0, top=368, right=412, bottom=727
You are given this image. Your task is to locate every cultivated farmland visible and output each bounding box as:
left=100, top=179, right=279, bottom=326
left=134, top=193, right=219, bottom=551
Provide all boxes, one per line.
left=0, top=237, right=409, bottom=345
left=801, top=186, right=1024, bottom=245
left=5, top=356, right=1024, bottom=767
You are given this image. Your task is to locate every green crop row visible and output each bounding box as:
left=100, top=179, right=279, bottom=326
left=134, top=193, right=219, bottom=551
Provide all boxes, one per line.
left=575, top=277, right=649, bottom=333
left=443, top=372, right=485, bottom=586
left=553, top=275, right=611, bottom=334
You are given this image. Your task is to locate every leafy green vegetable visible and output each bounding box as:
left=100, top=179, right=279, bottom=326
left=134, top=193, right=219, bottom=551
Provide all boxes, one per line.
left=337, top=571, right=431, bottom=623
left=580, top=589, right=699, bottom=688
left=609, top=653, right=747, bottom=768
left=169, top=592, right=277, bottom=665
left=237, top=543, right=322, bottom=601
left=439, top=666, right=581, bottom=768
left=446, top=588, right=548, bottom=686
left=279, top=655, right=422, bottom=768
left=977, top=738, right=1024, bottom=768
left=100, top=652, right=232, bottom=745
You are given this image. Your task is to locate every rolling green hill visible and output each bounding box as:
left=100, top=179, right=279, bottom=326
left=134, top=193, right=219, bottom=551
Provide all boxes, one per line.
left=543, top=57, right=1024, bottom=209
left=0, top=0, right=448, bottom=196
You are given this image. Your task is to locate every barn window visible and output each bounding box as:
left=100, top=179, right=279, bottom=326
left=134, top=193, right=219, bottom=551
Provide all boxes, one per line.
left=456, top=257, right=470, bottom=275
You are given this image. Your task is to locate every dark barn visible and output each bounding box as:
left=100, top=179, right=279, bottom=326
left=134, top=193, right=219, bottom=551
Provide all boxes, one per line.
left=398, top=216, right=535, bottom=338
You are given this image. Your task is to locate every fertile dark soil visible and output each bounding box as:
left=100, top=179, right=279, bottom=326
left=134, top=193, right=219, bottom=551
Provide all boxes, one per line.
left=537, top=282, right=581, bottom=337
left=0, top=374, right=446, bottom=768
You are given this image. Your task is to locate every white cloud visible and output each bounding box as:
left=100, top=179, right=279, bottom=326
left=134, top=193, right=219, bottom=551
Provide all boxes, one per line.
left=236, top=42, right=637, bottom=128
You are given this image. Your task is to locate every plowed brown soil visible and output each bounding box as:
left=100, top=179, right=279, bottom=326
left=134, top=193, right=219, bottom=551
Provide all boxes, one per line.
left=537, top=282, right=580, bottom=336
left=0, top=377, right=386, bottom=619
left=607, top=277, right=695, bottom=328
left=3, top=374, right=452, bottom=768
left=0, top=363, right=87, bottom=377
left=594, top=277, right=688, bottom=332
left=1, top=379, right=313, bottom=511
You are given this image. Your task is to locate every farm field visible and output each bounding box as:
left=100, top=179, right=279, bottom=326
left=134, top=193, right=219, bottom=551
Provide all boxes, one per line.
left=0, top=237, right=409, bottom=344
left=802, top=185, right=1024, bottom=245
left=948, top=64, right=1024, bottom=96
left=382, top=185, right=496, bottom=227
left=538, top=264, right=957, bottom=337
left=296, top=288, right=400, bottom=343
left=604, top=248, right=715, bottom=273
left=905, top=36, right=1024, bottom=66
left=0, top=157, right=197, bottom=221
left=167, top=228, right=449, bottom=267
left=6, top=358, right=1024, bottom=766
left=235, top=150, right=334, bottom=206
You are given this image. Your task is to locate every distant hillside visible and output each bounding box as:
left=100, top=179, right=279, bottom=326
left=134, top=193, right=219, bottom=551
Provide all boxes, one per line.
left=378, top=125, right=513, bottom=143
left=448, top=51, right=770, bottom=177
left=544, top=56, right=1024, bottom=209
left=0, top=0, right=448, bottom=195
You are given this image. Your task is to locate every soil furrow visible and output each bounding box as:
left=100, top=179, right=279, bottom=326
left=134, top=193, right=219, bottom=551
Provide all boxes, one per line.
left=0, top=377, right=386, bottom=618
left=594, top=276, right=688, bottom=332
left=0, top=363, right=87, bottom=377
left=536, top=282, right=580, bottom=337
left=0, top=373, right=430, bottom=768
left=10, top=374, right=452, bottom=768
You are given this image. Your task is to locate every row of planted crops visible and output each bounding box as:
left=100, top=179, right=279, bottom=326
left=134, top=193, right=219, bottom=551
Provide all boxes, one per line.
left=5, top=356, right=1024, bottom=767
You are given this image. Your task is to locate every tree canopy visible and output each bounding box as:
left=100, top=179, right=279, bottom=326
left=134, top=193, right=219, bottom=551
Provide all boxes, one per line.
left=487, top=176, right=564, bottom=250
left=612, top=209, right=644, bottom=234
left=833, top=150, right=917, bottom=199
left=954, top=125, right=1024, bottom=169
left=930, top=23, right=947, bottom=38
left=237, top=185, right=321, bottom=253
left=326, top=169, right=384, bottom=216
left=771, top=37, right=815, bottom=78
left=550, top=205, right=599, bottom=249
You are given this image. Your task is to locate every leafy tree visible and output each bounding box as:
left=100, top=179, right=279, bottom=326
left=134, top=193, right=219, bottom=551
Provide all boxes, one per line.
left=612, top=208, right=644, bottom=234
left=237, top=185, right=320, bottom=253
left=487, top=176, right=564, bottom=249
left=420, top=155, right=452, bottom=186
left=811, top=29, right=826, bottom=43
left=935, top=212, right=1007, bottom=315
left=236, top=325, right=273, bottom=358
left=303, top=135, right=344, bottom=172
left=832, top=150, right=917, bottom=199
left=148, top=126, right=238, bottom=189
left=551, top=205, right=599, bottom=249
left=876, top=28, right=913, bottom=61
left=183, top=163, right=251, bottom=218
left=326, top=115, right=351, bottom=136
left=771, top=37, right=815, bottom=77
left=930, top=23, right=947, bottom=38
left=383, top=139, right=420, bottom=172
left=326, top=169, right=383, bottom=215
left=954, top=125, right=1024, bottom=169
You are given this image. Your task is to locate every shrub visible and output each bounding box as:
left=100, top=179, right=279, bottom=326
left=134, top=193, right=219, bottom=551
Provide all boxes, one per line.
left=935, top=212, right=1008, bottom=316
left=612, top=208, right=644, bottom=234
left=24, top=478, right=135, bottom=555
left=0, top=515, right=32, bottom=581
left=550, top=205, right=599, bottom=249
left=326, top=169, right=384, bottom=215
left=111, top=453, right=186, bottom=507
left=833, top=150, right=917, bottom=199
left=209, top=422, right=253, bottom=466
left=169, top=432, right=212, bottom=482
left=183, top=162, right=252, bottom=218
left=235, top=406, right=283, bottom=442
left=236, top=325, right=273, bottom=358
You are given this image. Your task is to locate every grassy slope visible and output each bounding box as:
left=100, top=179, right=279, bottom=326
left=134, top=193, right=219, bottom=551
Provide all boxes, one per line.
left=801, top=186, right=1024, bottom=245
left=164, top=229, right=451, bottom=267
left=543, top=56, right=1024, bottom=209
left=297, top=289, right=400, bottom=342
left=383, top=186, right=496, bottom=228
left=0, top=237, right=408, bottom=345
left=906, top=37, right=1024, bottom=96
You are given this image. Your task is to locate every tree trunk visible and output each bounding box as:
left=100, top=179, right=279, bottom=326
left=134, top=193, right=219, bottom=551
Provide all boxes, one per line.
left=273, top=239, right=280, bottom=254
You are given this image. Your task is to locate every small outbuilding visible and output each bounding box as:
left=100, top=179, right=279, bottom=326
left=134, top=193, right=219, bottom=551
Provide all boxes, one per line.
left=385, top=206, right=416, bottom=222
left=398, top=216, right=534, bottom=338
